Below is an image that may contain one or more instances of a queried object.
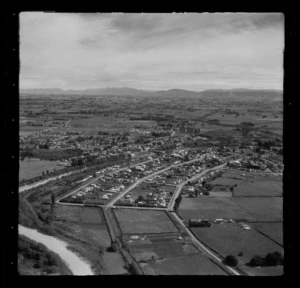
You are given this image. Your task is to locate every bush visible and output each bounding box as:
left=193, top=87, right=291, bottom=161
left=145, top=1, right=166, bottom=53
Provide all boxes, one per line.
left=127, top=263, right=140, bottom=275
left=265, top=252, right=283, bottom=266
left=247, top=252, right=283, bottom=267
left=107, top=243, right=118, bottom=252
left=223, top=255, right=238, bottom=267
left=248, top=255, right=265, bottom=267
left=98, top=247, right=105, bottom=254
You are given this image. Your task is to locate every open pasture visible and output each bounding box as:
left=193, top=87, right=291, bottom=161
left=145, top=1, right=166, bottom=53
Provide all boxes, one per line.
left=19, top=158, right=64, bottom=181
left=250, top=222, right=283, bottom=246
left=178, top=197, right=255, bottom=221
left=69, top=116, right=157, bottom=133
left=141, top=254, right=228, bottom=275
left=79, top=207, right=104, bottom=224
left=231, top=197, right=282, bottom=221
left=232, top=180, right=282, bottom=197
left=114, top=209, right=179, bottom=234
left=114, top=208, right=170, bottom=223
left=191, top=222, right=283, bottom=267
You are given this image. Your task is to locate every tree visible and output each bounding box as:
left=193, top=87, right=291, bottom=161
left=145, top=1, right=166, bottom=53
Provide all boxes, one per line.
left=137, top=195, right=145, bottom=202
left=77, top=158, right=84, bottom=166
left=265, top=252, right=283, bottom=266
left=51, top=192, right=56, bottom=205
left=223, top=255, right=238, bottom=267
left=127, top=263, right=140, bottom=275
left=107, top=243, right=118, bottom=252
left=255, top=147, right=261, bottom=153
left=248, top=255, right=265, bottom=267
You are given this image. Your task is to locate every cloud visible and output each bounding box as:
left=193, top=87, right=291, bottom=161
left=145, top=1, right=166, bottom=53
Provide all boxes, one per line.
left=20, top=12, right=284, bottom=91
left=110, top=13, right=163, bottom=34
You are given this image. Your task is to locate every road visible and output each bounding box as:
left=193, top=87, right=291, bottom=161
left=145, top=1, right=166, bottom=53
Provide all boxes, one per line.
left=170, top=212, right=241, bottom=276
left=167, top=163, right=227, bottom=211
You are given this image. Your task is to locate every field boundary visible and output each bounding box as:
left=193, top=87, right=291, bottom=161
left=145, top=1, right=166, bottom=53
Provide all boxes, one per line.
left=110, top=208, right=124, bottom=236
left=252, top=228, right=283, bottom=248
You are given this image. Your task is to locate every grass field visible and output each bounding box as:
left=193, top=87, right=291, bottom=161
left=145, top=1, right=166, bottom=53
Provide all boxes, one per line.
left=54, top=206, right=111, bottom=249
left=209, top=169, right=282, bottom=197
left=239, top=264, right=283, bottom=276
left=114, top=209, right=179, bottom=234
left=178, top=197, right=255, bottom=221
left=210, top=177, right=244, bottom=186
left=55, top=205, right=81, bottom=222
left=119, top=221, right=178, bottom=234
left=114, top=209, right=171, bottom=223
left=141, top=254, right=228, bottom=275
left=130, top=240, right=199, bottom=260
left=231, top=197, right=282, bottom=221
left=79, top=207, right=104, bottom=224
left=232, top=180, right=282, bottom=197
left=69, top=116, right=157, bottom=133
left=191, top=222, right=283, bottom=269
left=20, top=125, right=46, bottom=133
left=125, top=232, right=208, bottom=272
left=250, top=222, right=283, bottom=246
left=19, top=158, right=64, bottom=181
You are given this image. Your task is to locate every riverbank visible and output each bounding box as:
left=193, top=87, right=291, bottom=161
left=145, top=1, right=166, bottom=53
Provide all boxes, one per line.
left=19, top=225, right=94, bottom=275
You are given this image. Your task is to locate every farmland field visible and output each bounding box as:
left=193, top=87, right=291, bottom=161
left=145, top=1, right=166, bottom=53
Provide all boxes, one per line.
left=141, top=254, right=228, bottom=275
left=69, top=117, right=157, bottom=133
left=119, top=221, right=178, bottom=234
left=239, top=265, right=283, bottom=276
left=232, top=180, right=282, bottom=197
left=191, top=222, right=283, bottom=273
left=79, top=207, right=104, bottom=224
left=114, top=209, right=171, bottom=223
left=250, top=222, right=283, bottom=246
left=54, top=206, right=110, bottom=248
left=178, top=197, right=255, bottom=221
left=19, top=158, right=65, bottom=181
left=210, top=177, right=244, bottom=186
left=55, top=205, right=81, bottom=222
left=114, top=209, right=179, bottom=234
left=231, top=197, right=282, bottom=221
left=209, top=169, right=282, bottom=197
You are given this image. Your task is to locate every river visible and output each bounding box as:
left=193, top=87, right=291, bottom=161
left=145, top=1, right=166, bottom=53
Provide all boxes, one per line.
left=19, top=225, right=94, bottom=275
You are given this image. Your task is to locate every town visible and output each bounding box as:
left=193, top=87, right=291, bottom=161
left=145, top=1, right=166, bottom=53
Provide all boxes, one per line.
left=19, top=90, right=283, bottom=276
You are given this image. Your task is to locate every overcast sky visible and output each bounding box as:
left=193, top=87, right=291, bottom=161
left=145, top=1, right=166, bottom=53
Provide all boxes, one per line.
left=20, top=12, right=284, bottom=91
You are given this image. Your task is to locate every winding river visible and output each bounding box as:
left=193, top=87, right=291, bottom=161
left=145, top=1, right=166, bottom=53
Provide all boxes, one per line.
left=19, top=225, right=94, bottom=275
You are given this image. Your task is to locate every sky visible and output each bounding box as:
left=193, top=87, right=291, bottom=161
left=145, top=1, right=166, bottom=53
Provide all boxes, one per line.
left=20, top=12, right=284, bottom=91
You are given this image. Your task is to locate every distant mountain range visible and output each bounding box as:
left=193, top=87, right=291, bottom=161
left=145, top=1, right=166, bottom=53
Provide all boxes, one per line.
left=20, top=87, right=283, bottom=100
left=20, top=87, right=153, bottom=96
